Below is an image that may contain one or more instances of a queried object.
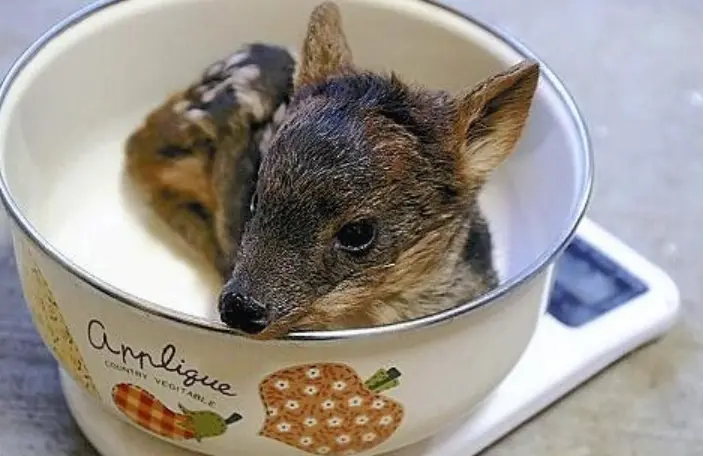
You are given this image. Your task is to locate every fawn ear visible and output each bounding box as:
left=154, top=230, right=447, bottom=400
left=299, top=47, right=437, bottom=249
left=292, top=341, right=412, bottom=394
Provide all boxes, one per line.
left=295, top=2, right=353, bottom=89
left=456, top=60, right=540, bottom=183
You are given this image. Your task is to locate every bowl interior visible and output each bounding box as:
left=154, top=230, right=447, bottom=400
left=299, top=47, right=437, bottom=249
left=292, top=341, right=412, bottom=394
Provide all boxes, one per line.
left=0, top=0, right=589, bottom=327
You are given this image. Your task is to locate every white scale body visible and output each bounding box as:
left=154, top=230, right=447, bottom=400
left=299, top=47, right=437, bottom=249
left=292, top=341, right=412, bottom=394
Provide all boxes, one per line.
left=61, top=218, right=681, bottom=456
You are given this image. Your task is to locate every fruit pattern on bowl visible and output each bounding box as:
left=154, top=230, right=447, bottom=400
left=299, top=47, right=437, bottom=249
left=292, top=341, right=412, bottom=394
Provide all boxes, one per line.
left=259, top=363, right=404, bottom=455
left=19, top=244, right=100, bottom=399
left=112, top=383, right=243, bottom=442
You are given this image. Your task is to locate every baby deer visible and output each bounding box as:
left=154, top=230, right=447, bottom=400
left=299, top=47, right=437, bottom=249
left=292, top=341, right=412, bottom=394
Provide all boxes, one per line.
left=217, top=2, right=540, bottom=338
left=125, top=43, right=295, bottom=277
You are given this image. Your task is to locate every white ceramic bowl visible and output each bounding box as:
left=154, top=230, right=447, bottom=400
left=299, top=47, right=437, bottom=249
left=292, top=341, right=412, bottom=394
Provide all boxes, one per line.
left=0, top=0, right=591, bottom=455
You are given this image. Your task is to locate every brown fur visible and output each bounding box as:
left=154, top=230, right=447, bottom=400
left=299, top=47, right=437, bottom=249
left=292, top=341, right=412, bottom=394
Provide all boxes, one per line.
left=125, top=44, right=296, bottom=277
left=125, top=91, right=226, bottom=272
left=219, top=2, right=540, bottom=339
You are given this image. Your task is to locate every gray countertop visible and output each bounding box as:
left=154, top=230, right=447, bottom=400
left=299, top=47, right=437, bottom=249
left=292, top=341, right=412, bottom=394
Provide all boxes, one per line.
left=1, top=0, right=702, bottom=455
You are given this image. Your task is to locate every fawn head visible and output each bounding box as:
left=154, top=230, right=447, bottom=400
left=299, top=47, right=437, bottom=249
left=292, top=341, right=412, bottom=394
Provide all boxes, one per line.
left=218, top=2, right=540, bottom=338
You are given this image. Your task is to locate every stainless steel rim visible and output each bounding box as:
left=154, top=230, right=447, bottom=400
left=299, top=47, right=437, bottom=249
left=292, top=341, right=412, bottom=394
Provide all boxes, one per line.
left=0, top=0, right=593, bottom=341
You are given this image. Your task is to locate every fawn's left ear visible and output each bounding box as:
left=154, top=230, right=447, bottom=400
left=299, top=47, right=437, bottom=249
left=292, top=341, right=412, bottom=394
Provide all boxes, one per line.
left=295, top=1, right=354, bottom=89
left=455, top=60, right=540, bottom=183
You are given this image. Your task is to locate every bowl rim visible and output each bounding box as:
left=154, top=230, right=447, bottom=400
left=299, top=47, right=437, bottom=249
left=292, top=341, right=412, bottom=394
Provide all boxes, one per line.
left=0, top=0, right=593, bottom=342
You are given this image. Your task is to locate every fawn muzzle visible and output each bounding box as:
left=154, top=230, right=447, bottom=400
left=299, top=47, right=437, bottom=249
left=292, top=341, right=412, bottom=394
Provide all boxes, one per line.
left=218, top=283, right=269, bottom=335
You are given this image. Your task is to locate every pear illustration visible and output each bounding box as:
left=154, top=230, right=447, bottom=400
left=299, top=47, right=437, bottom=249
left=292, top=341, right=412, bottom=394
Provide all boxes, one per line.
left=178, top=403, right=243, bottom=442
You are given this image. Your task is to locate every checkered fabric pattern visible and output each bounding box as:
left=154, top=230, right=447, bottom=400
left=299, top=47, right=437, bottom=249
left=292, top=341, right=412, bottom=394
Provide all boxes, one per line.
left=112, top=383, right=194, bottom=440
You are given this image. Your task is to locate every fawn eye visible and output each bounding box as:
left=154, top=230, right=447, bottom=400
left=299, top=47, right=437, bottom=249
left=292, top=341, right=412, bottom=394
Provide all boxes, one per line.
left=335, top=220, right=376, bottom=254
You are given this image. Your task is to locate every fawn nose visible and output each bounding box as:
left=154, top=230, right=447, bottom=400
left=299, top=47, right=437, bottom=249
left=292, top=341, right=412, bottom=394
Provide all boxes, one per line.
left=218, top=288, right=268, bottom=335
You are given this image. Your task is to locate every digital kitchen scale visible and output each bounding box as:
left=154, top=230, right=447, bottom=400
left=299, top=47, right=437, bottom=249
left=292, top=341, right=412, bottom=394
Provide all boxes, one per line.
left=60, top=218, right=680, bottom=456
